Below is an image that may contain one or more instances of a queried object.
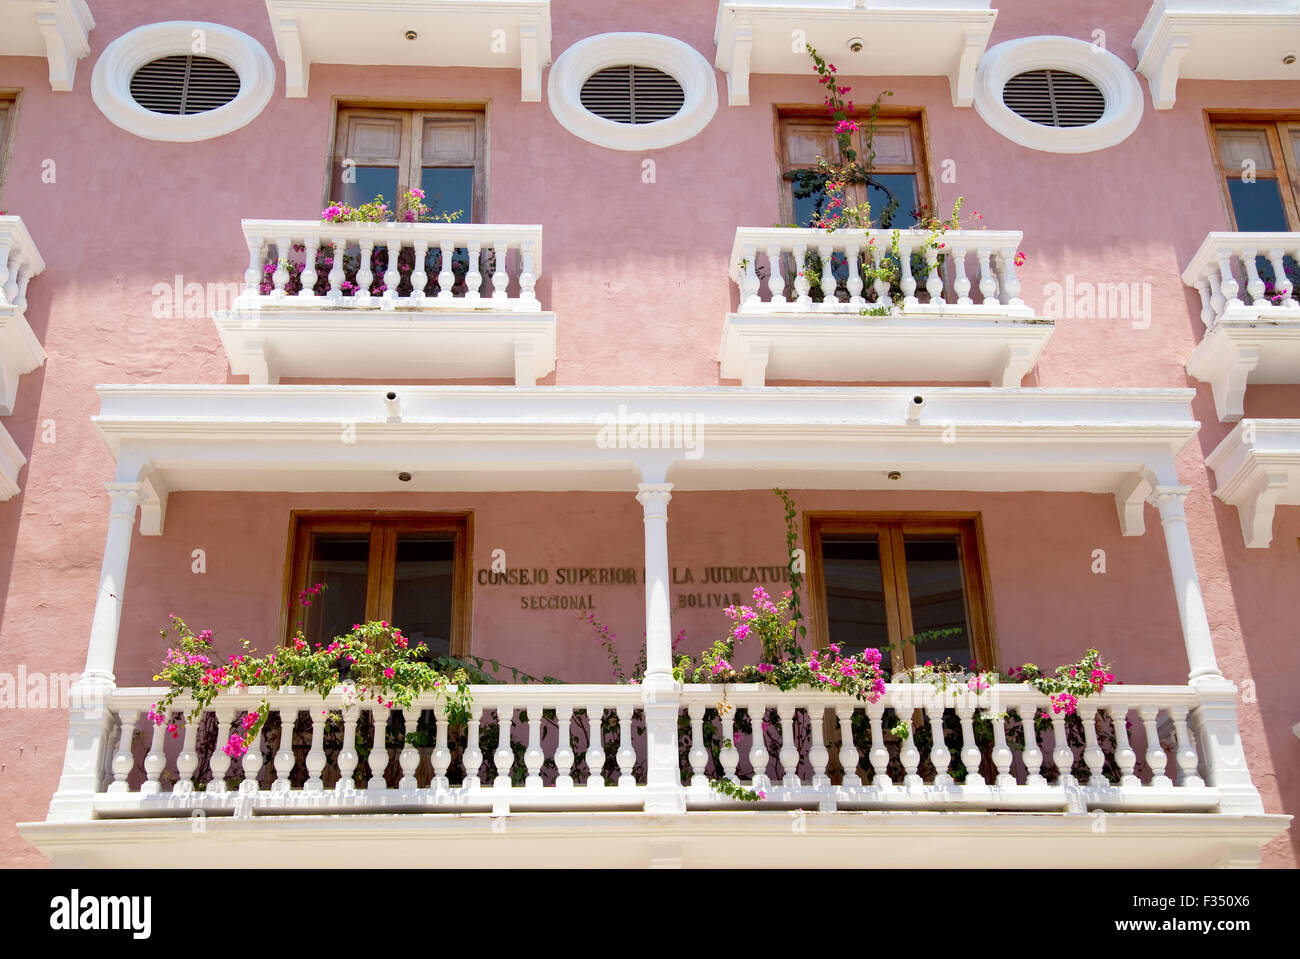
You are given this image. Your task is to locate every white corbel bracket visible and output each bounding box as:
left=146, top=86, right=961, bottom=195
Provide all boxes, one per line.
left=1138, top=32, right=1190, bottom=110
left=274, top=18, right=308, bottom=98
left=35, top=5, right=94, bottom=92
left=1115, top=470, right=1153, bottom=537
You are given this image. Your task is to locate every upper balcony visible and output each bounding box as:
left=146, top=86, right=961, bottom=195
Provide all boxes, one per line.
left=0, top=0, right=93, bottom=91
left=263, top=0, right=552, bottom=100
left=721, top=226, right=1051, bottom=387
left=1181, top=231, right=1300, bottom=421
left=216, top=219, right=554, bottom=386
left=1135, top=1, right=1300, bottom=109
left=713, top=1, right=997, bottom=107
left=0, top=215, right=47, bottom=499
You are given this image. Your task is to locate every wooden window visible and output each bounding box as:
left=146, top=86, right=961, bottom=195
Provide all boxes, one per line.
left=329, top=105, right=485, bottom=222
left=284, top=512, right=472, bottom=657
left=1207, top=115, right=1300, bottom=231
left=0, top=93, right=15, bottom=203
left=778, top=110, right=932, bottom=228
left=805, top=513, right=996, bottom=673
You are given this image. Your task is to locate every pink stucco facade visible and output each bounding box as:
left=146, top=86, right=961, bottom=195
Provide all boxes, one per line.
left=0, top=0, right=1296, bottom=867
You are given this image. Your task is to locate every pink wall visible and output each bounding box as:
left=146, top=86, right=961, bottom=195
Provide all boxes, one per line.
left=0, top=0, right=1297, bottom=866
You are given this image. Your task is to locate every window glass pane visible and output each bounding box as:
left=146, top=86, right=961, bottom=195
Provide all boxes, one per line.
left=867, top=174, right=919, bottom=228
left=302, top=535, right=370, bottom=646
left=391, top=535, right=456, bottom=658
left=1226, top=177, right=1289, bottom=232
left=821, top=538, right=893, bottom=672
left=793, top=177, right=828, bottom=227
left=339, top=165, right=399, bottom=212
left=1216, top=128, right=1274, bottom=171
left=420, top=167, right=474, bottom=223
left=903, top=537, right=973, bottom=666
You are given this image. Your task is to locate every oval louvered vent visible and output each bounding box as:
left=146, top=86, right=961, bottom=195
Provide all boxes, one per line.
left=1002, top=69, right=1105, bottom=128
left=130, top=55, right=241, bottom=116
left=580, top=65, right=685, bottom=124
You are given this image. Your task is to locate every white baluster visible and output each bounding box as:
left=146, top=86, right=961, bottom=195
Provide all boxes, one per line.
left=2, top=249, right=17, bottom=303
left=1217, top=249, right=1242, bottom=308
left=1019, top=705, right=1045, bottom=787
left=720, top=709, right=740, bottom=783
left=491, top=239, right=509, bottom=300
left=367, top=705, right=389, bottom=791
left=845, top=243, right=864, bottom=307
left=437, top=240, right=455, bottom=300
left=808, top=705, right=830, bottom=789
left=977, top=248, right=998, bottom=305
left=739, top=243, right=761, bottom=309
left=927, top=701, right=953, bottom=787
left=410, top=240, right=428, bottom=303
left=465, top=240, right=483, bottom=300
left=1268, top=249, right=1295, bottom=306
left=355, top=238, right=374, bottom=304
left=1139, top=705, right=1171, bottom=787
left=108, top=708, right=140, bottom=794
left=867, top=702, right=891, bottom=786
left=238, top=713, right=262, bottom=794
left=925, top=244, right=944, bottom=303
left=793, top=246, right=811, bottom=309
left=493, top=705, right=514, bottom=789
left=748, top=703, right=770, bottom=792
left=898, top=713, right=922, bottom=789
left=990, top=713, right=1014, bottom=787
left=305, top=709, right=328, bottom=791
left=687, top=703, right=709, bottom=788
left=337, top=709, right=359, bottom=793
left=398, top=706, right=420, bottom=791
left=1169, top=705, right=1205, bottom=788
left=299, top=236, right=318, bottom=297
left=900, top=240, right=918, bottom=307
left=1242, top=248, right=1265, bottom=304
left=431, top=702, right=451, bottom=793
left=834, top=704, right=861, bottom=787
left=524, top=703, right=544, bottom=790
left=327, top=238, right=346, bottom=302
left=1194, top=277, right=1215, bottom=328
left=382, top=238, right=400, bottom=306
left=12, top=262, right=31, bottom=310
left=273, top=707, right=296, bottom=793
left=555, top=704, right=575, bottom=788
left=777, top=702, right=799, bottom=787
left=1109, top=705, right=1138, bottom=788
left=1207, top=269, right=1225, bottom=320
left=244, top=235, right=264, bottom=294
left=765, top=244, right=786, bottom=304
left=462, top=703, right=483, bottom=789
left=174, top=710, right=200, bottom=796
left=1049, top=711, right=1076, bottom=789
left=615, top=704, right=636, bottom=787
left=998, top=246, right=1023, bottom=305
left=871, top=245, right=891, bottom=308
left=952, top=245, right=972, bottom=305
left=271, top=236, right=292, bottom=297
left=208, top=707, right=237, bottom=794
left=518, top=240, right=538, bottom=308
left=955, top=705, right=983, bottom=787
left=1079, top=705, right=1105, bottom=786
left=584, top=704, right=605, bottom=787
left=818, top=242, right=837, bottom=308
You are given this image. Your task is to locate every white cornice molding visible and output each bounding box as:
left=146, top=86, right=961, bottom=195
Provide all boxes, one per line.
left=547, top=33, right=718, bottom=151
left=1206, top=418, right=1300, bottom=548
left=713, top=1, right=997, bottom=108
left=264, top=0, right=552, bottom=100
left=1134, top=1, right=1300, bottom=109
left=0, top=0, right=94, bottom=91
left=91, top=21, right=276, bottom=142
left=973, top=36, right=1144, bottom=154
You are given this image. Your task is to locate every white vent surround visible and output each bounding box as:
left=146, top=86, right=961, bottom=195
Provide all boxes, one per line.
left=548, top=33, right=718, bottom=151
left=974, top=36, right=1144, bottom=153
left=92, top=21, right=274, bottom=141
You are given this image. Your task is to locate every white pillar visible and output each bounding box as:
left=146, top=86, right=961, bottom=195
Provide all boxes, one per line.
left=636, top=482, right=685, bottom=813
left=47, top=482, right=141, bottom=821
left=1151, top=486, right=1222, bottom=684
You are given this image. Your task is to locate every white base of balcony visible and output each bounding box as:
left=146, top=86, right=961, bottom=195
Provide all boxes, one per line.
left=0, top=421, right=26, bottom=500
left=1206, top=418, right=1300, bottom=548
left=19, top=809, right=1288, bottom=868
left=1186, top=309, right=1300, bottom=422
left=719, top=312, right=1053, bottom=387
left=0, top=304, right=47, bottom=416
left=214, top=307, right=557, bottom=386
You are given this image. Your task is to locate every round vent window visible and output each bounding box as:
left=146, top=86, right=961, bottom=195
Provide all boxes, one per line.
left=130, top=55, right=241, bottom=116
left=580, top=65, right=684, bottom=124
left=1002, top=69, right=1105, bottom=128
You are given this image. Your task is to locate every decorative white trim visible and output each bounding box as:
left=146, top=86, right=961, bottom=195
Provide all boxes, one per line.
left=90, top=21, right=275, bottom=142
left=1134, top=1, right=1300, bottom=110
left=1206, top=419, right=1300, bottom=548
left=0, top=0, right=94, bottom=91
left=0, top=421, right=25, bottom=500
left=547, top=33, right=718, bottom=151
left=973, top=36, right=1144, bottom=154
left=0, top=215, right=48, bottom=417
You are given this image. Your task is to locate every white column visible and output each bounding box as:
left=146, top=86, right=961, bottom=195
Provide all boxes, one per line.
left=47, top=482, right=142, bottom=821
left=636, top=482, right=685, bottom=813
left=1151, top=486, right=1222, bottom=684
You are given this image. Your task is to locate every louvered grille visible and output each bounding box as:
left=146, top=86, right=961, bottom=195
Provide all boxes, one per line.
left=1002, top=69, right=1105, bottom=128
left=130, top=55, right=241, bottom=116
left=580, top=65, right=685, bottom=124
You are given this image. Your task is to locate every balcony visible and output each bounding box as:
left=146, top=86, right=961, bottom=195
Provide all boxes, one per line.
left=713, top=1, right=997, bottom=107
left=215, top=220, right=554, bottom=386
left=1135, top=1, right=1300, bottom=109
left=0, top=0, right=93, bottom=91
left=263, top=0, right=552, bottom=99
left=0, top=215, right=46, bottom=498
left=1181, top=231, right=1300, bottom=422
left=1206, top=419, right=1300, bottom=548
left=721, top=227, right=1051, bottom=387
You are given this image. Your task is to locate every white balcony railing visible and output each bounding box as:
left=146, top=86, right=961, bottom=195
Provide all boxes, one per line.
left=1181, top=231, right=1300, bottom=421
left=0, top=215, right=47, bottom=499
left=88, top=680, right=1239, bottom=816
left=216, top=220, right=555, bottom=385
left=722, top=227, right=1049, bottom=386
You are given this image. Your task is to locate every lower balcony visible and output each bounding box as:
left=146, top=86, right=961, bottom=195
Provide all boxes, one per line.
left=722, top=228, right=1051, bottom=386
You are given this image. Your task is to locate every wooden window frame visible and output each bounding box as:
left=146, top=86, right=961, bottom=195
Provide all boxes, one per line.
left=0, top=89, right=21, bottom=205
left=326, top=99, right=489, bottom=221
left=803, top=511, right=997, bottom=670
left=773, top=104, right=935, bottom=227
left=281, top=510, right=473, bottom=654
left=1204, top=110, right=1300, bottom=231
